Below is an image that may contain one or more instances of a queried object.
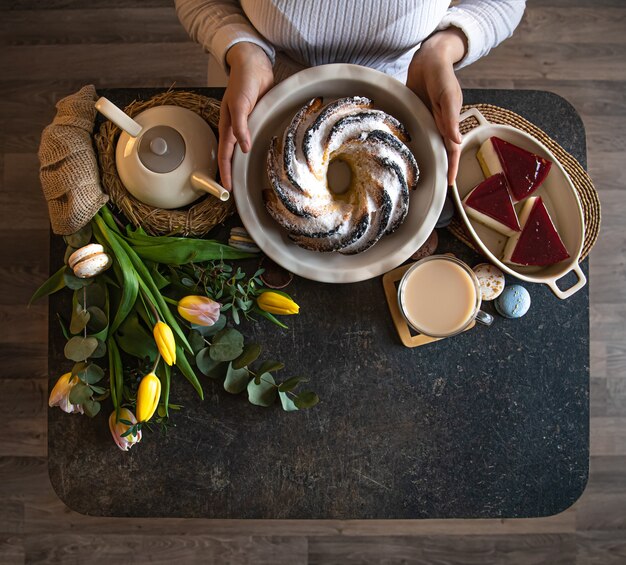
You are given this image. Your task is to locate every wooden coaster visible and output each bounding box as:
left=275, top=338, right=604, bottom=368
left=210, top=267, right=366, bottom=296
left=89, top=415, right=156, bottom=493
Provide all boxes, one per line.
left=382, top=262, right=475, bottom=348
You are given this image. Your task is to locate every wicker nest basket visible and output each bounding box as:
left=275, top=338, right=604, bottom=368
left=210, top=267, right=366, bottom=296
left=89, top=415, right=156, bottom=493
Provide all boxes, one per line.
left=95, top=90, right=234, bottom=236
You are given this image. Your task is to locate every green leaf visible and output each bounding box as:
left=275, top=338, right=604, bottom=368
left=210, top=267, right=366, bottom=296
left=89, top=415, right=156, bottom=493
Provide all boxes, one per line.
left=278, top=376, right=306, bottom=393
left=63, top=269, right=93, bottom=290
left=175, top=346, right=204, bottom=399
left=90, top=385, right=107, bottom=395
left=68, top=382, right=92, bottom=405
left=279, top=391, right=299, bottom=412
left=57, top=314, right=70, bottom=340
left=188, top=329, right=206, bottom=355
left=86, top=306, right=108, bottom=334
left=108, top=336, right=124, bottom=412
left=64, top=336, right=99, bottom=362
left=29, top=265, right=67, bottom=306
left=156, top=362, right=171, bottom=418
left=224, top=362, right=250, bottom=394
left=247, top=373, right=277, bottom=407
left=209, top=328, right=244, bottom=362
left=78, top=282, right=107, bottom=310
left=69, top=303, right=90, bottom=334
left=115, top=312, right=157, bottom=361
left=255, top=308, right=288, bottom=329
left=63, top=224, right=92, bottom=248
left=257, top=360, right=284, bottom=375
left=233, top=343, right=261, bottom=370
left=192, top=314, right=226, bottom=337
left=89, top=339, right=107, bottom=359
left=294, top=391, right=320, bottom=409
left=75, top=362, right=105, bottom=384
left=83, top=399, right=101, bottom=418
left=196, top=347, right=227, bottom=379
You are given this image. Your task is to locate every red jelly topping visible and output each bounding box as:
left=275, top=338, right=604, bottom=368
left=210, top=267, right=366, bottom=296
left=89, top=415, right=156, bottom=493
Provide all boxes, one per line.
left=511, top=197, right=570, bottom=266
left=491, top=137, right=552, bottom=202
left=466, top=173, right=520, bottom=232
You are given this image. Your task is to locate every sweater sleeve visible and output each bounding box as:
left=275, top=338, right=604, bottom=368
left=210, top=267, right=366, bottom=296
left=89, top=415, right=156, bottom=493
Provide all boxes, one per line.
left=174, top=0, right=275, bottom=72
left=436, top=0, right=526, bottom=69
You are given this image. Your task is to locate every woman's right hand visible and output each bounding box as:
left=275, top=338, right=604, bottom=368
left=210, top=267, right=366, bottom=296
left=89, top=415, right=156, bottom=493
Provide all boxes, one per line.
left=218, top=42, right=274, bottom=190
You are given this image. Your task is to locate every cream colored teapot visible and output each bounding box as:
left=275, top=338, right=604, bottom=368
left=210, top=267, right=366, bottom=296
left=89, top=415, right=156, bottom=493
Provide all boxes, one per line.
left=95, top=97, right=229, bottom=209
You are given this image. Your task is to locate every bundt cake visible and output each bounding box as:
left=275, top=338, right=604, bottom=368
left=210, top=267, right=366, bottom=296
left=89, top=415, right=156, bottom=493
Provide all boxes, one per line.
left=264, top=96, right=419, bottom=254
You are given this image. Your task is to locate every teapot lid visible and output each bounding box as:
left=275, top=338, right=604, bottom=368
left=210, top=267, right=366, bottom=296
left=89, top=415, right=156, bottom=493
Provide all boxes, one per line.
left=138, top=125, right=185, bottom=173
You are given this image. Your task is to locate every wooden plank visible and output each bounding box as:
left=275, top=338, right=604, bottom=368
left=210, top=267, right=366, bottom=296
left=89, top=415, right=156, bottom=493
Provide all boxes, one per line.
left=0, top=380, right=47, bottom=457
left=0, top=44, right=208, bottom=85
left=0, top=343, right=47, bottom=379
left=308, top=534, right=577, bottom=565
left=590, top=418, right=626, bottom=456
left=576, top=531, right=626, bottom=564
left=0, top=8, right=189, bottom=46
left=23, top=534, right=307, bottom=565
left=0, top=536, right=25, bottom=565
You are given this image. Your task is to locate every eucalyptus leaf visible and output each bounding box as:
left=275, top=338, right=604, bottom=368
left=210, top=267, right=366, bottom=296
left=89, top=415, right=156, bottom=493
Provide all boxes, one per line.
left=83, top=398, right=101, bottom=418
left=188, top=329, right=206, bottom=355
left=247, top=373, right=277, bottom=407
left=68, top=382, right=92, bottom=405
left=69, top=303, right=90, bottom=334
left=233, top=343, right=261, bottom=370
left=63, top=269, right=93, bottom=290
left=279, top=391, right=299, bottom=412
left=64, top=245, right=77, bottom=265
left=294, top=391, right=320, bottom=409
left=64, top=336, right=99, bottom=362
left=76, top=363, right=105, bottom=384
left=79, top=282, right=107, bottom=310
left=63, top=224, right=92, bottom=248
left=196, top=348, right=228, bottom=379
left=89, top=339, right=107, bottom=359
left=224, top=362, right=250, bottom=394
left=257, top=360, right=284, bottom=375
left=86, top=306, right=108, bottom=333
left=90, top=385, right=107, bottom=395
left=209, top=328, right=244, bottom=362
left=278, top=376, right=306, bottom=393
left=192, top=314, right=226, bottom=337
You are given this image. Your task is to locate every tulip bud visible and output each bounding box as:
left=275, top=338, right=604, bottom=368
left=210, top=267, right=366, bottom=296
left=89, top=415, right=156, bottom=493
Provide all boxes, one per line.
left=136, top=372, right=161, bottom=422
left=177, top=295, right=221, bottom=326
left=49, top=372, right=84, bottom=414
left=108, top=407, right=142, bottom=451
left=257, top=291, right=300, bottom=315
left=153, top=321, right=176, bottom=366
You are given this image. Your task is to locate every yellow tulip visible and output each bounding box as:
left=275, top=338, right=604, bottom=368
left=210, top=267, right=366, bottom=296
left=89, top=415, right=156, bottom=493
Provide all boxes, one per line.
left=153, top=321, right=176, bottom=366
left=49, top=372, right=84, bottom=414
left=177, top=295, right=221, bottom=326
left=257, top=291, right=300, bottom=315
left=109, top=407, right=142, bottom=451
left=136, top=372, right=161, bottom=422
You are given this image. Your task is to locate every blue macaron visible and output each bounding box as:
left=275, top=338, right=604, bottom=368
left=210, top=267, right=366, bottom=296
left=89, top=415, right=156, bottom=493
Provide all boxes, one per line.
left=494, top=284, right=531, bottom=319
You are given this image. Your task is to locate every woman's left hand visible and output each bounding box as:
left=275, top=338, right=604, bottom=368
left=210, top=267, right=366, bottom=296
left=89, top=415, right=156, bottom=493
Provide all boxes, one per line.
left=406, top=28, right=468, bottom=185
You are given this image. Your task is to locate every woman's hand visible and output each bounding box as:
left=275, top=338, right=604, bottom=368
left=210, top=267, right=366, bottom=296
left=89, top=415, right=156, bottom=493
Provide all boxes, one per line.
left=218, top=42, right=274, bottom=190
left=406, top=28, right=467, bottom=185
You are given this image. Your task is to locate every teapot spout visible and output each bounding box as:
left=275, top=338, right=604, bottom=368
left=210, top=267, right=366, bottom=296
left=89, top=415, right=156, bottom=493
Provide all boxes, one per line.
left=95, top=97, right=143, bottom=138
left=190, top=172, right=230, bottom=202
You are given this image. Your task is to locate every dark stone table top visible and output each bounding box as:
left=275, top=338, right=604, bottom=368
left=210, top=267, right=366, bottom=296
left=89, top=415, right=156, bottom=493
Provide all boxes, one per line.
left=48, top=88, right=589, bottom=519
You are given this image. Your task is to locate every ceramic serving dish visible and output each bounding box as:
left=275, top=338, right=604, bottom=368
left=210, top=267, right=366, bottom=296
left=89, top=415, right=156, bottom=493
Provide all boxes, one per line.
left=232, top=63, right=447, bottom=283
left=451, top=108, right=586, bottom=299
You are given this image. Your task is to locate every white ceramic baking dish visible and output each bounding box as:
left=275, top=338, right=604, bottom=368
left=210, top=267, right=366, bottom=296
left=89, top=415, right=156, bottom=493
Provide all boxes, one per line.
left=451, top=107, right=586, bottom=299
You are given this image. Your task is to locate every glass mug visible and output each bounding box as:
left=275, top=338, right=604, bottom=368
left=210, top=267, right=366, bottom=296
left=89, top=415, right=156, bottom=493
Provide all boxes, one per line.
left=397, top=255, right=494, bottom=338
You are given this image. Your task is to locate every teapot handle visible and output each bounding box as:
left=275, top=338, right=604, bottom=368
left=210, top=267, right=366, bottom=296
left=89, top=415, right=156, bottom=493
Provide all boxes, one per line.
left=95, top=97, right=143, bottom=138
left=190, top=172, right=230, bottom=201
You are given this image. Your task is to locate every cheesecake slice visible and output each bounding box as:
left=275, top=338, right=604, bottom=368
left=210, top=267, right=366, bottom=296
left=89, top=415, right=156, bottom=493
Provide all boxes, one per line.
left=502, top=196, right=570, bottom=266
left=477, top=136, right=552, bottom=202
left=462, top=173, right=521, bottom=237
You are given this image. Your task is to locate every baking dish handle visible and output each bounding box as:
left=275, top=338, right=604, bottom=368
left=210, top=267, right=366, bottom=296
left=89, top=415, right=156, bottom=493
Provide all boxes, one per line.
left=458, top=107, right=490, bottom=132
left=547, top=263, right=587, bottom=299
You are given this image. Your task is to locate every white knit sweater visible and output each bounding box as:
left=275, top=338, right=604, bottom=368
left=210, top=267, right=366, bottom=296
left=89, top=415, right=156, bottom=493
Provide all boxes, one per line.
left=175, top=0, right=525, bottom=83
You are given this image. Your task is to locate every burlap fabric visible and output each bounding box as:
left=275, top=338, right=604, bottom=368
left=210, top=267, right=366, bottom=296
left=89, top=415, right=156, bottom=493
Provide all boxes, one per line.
left=38, top=85, right=108, bottom=235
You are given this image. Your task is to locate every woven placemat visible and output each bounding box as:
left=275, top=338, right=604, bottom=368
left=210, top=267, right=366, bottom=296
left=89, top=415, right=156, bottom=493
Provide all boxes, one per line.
left=95, top=90, right=235, bottom=236
left=448, top=103, right=601, bottom=261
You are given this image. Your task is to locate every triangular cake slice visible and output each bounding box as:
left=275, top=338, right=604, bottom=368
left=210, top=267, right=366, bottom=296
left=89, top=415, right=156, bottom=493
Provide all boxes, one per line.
left=502, top=196, right=570, bottom=266
left=477, top=136, right=552, bottom=202
left=462, top=173, right=521, bottom=237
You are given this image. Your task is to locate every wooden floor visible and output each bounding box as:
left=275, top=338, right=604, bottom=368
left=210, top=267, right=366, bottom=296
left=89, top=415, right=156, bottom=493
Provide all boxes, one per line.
left=1, top=0, right=625, bottom=563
